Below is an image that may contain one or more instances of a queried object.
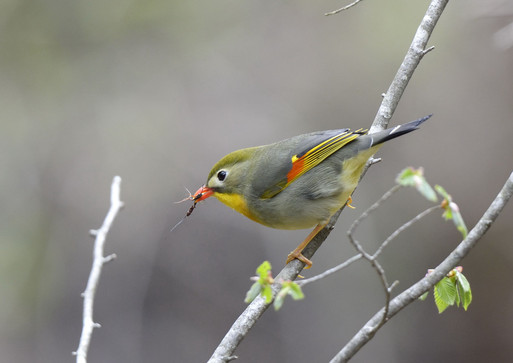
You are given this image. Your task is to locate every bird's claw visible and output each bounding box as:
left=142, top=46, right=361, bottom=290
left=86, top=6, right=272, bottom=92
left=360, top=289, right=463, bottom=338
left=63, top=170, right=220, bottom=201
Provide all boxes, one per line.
left=346, top=196, right=356, bottom=209
left=286, top=251, right=313, bottom=269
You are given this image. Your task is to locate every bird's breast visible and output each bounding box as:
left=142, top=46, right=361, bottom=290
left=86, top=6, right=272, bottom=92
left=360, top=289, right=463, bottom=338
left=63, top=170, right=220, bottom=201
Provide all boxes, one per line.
left=213, top=192, right=263, bottom=224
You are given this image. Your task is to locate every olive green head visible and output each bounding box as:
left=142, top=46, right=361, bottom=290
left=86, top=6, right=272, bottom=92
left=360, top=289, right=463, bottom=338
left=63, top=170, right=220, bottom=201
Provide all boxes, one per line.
left=204, top=146, right=260, bottom=196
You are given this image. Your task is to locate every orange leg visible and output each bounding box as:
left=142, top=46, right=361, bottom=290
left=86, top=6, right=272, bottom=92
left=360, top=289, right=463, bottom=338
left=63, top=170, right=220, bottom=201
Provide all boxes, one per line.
left=286, top=197, right=355, bottom=268
left=286, top=222, right=327, bottom=269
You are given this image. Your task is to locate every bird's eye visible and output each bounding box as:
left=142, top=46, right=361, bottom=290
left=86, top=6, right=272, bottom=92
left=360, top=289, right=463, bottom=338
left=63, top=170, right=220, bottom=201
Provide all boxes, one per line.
left=217, top=170, right=227, bottom=181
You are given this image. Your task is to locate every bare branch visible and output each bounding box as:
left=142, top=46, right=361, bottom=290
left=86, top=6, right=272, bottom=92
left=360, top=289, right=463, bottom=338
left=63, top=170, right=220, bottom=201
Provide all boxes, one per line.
left=341, top=187, right=438, bottom=331
left=325, top=0, right=365, bottom=16
left=73, top=176, right=124, bottom=363
left=298, top=254, right=363, bottom=286
left=346, top=223, right=392, bottom=328
left=422, top=45, right=436, bottom=55
left=370, top=0, right=449, bottom=133
left=330, top=171, right=513, bottom=363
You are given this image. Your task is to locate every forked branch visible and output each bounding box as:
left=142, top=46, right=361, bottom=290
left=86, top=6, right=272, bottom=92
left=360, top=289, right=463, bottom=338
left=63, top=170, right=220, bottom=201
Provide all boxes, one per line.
left=73, top=176, right=124, bottom=363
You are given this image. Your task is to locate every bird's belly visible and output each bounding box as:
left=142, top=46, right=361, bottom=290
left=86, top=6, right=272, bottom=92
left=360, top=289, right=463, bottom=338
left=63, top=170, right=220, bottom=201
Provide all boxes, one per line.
left=248, top=147, right=378, bottom=230
left=252, top=191, right=349, bottom=230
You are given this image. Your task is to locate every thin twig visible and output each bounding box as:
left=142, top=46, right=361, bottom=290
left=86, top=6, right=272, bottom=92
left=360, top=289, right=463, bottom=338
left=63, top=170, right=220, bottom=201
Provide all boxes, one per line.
left=330, top=170, right=513, bottom=362
left=325, top=0, right=365, bottom=16
left=370, top=0, right=447, bottom=133
left=73, top=176, right=124, bottom=363
left=298, top=254, right=363, bottom=286
left=372, top=205, right=439, bottom=259
left=348, top=184, right=402, bottom=237
left=345, top=200, right=438, bottom=329
left=346, top=232, right=394, bottom=326
left=373, top=259, right=394, bottom=325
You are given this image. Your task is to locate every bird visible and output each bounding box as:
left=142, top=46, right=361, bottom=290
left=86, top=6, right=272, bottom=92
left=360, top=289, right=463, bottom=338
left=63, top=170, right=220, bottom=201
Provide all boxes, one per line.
left=189, top=115, right=431, bottom=268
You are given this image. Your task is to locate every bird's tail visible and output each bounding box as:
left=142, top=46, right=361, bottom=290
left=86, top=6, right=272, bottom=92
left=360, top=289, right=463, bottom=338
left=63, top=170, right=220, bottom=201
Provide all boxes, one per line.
left=369, top=114, right=432, bottom=147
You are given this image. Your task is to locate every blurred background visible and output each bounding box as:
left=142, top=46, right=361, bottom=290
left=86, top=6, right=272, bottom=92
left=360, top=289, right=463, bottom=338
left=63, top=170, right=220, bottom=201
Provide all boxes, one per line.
left=1, top=0, right=513, bottom=362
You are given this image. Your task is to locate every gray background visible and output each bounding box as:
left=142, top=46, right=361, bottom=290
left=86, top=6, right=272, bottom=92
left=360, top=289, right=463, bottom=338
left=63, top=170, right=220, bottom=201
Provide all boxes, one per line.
left=2, top=1, right=513, bottom=362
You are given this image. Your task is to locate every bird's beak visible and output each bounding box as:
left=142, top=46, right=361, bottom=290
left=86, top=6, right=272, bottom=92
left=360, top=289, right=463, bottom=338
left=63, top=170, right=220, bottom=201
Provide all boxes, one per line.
left=192, top=185, right=214, bottom=202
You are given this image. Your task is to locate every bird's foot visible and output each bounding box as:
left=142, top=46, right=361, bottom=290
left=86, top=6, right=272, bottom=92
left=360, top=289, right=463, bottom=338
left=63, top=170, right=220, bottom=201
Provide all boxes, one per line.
left=346, top=196, right=356, bottom=209
left=286, top=251, right=313, bottom=269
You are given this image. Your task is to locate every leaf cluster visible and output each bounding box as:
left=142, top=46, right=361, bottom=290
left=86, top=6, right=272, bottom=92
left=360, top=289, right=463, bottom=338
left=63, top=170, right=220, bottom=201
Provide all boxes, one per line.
left=245, top=261, right=304, bottom=310
left=420, top=267, right=472, bottom=313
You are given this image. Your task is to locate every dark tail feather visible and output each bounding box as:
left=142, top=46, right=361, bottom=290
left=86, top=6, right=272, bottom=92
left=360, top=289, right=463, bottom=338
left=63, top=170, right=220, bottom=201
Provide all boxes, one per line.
left=400, top=114, right=433, bottom=129
left=371, top=114, right=432, bottom=146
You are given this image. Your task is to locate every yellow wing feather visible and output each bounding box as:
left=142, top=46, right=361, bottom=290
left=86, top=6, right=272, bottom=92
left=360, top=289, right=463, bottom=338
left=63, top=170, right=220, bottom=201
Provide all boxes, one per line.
left=260, top=128, right=367, bottom=199
left=286, top=129, right=366, bottom=187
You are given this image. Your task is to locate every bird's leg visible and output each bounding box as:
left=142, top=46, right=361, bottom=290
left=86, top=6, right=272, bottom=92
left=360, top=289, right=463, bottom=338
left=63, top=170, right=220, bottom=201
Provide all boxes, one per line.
left=286, top=222, right=327, bottom=269
left=286, top=196, right=355, bottom=268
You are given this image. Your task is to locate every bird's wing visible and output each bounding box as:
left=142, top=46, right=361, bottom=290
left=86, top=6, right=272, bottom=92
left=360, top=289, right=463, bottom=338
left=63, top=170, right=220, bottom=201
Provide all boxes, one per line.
left=260, top=128, right=367, bottom=199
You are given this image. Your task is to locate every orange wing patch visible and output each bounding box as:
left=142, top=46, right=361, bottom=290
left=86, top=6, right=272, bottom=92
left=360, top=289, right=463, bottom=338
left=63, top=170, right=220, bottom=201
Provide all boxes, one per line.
left=260, top=128, right=367, bottom=199
left=286, top=129, right=366, bottom=184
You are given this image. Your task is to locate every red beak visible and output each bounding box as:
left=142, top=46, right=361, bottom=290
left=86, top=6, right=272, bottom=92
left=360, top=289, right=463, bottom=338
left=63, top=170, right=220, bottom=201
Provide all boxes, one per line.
left=192, top=185, right=214, bottom=202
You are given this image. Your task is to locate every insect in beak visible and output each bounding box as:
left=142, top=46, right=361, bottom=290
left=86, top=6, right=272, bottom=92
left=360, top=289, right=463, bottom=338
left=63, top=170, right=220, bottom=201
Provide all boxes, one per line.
left=170, top=186, right=213, bottom=232
left=192, top=185, right=214, bottom=202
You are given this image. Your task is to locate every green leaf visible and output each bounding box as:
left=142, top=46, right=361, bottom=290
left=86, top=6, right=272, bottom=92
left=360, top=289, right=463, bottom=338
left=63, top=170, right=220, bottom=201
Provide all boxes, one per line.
left=245, top=261, right=274, bottom=304
left=418, top=291, right=429, bottom=301
left=274, top=286, right=289, bottom=310
left=273, top=281, right=305, bottom=310
left=433, top=285, right=449, bottom=314
left=396, top=167, right=438, bottom=202
left=262, top=285, right=273, bottom=304
left=435, top=184, right=450, bottom=201
left=287, top=282, right=305, bottom=300
left=434, top=277, right=457, bottom=313
left=455, top=271, right=470, bottom=292
left=437, top=277, right=457, bottom=305
left=455, top=271, right=472, bottom=310
left=256, top=261, right=272, bottom=279
left=463, top=289, right=472, bottom=311
left=451, top=205, right=468, bottom=239
left=396, top=167, right=416, bottom=186
left=435, top=185, right=468, bottom=239
left=453, top=277, right=461, bottom=307
left=417, top=180, right=438, bottom=203
left=245, top=282, right=262, bottom=303
left=432, top=269, right=472, bottom=313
